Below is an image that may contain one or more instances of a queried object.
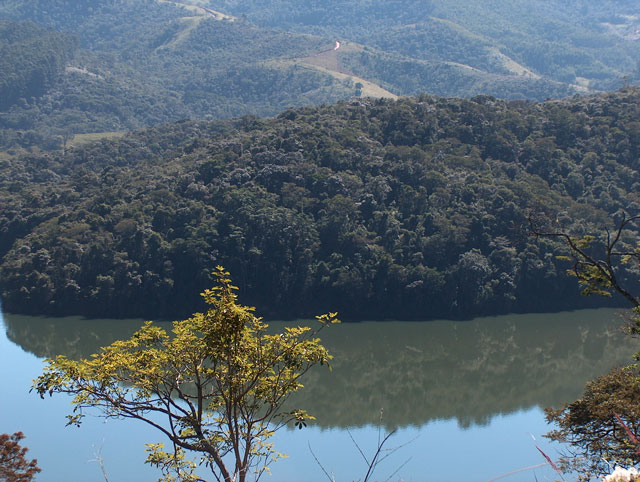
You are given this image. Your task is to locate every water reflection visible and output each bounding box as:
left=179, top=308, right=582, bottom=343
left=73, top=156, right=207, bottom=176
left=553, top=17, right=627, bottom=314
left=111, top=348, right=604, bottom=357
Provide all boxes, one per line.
left=4, top=308, right=637, bottom=430
left=4, top=313, right=149, bottom=360
left=289, top=309, right=639, bottom=429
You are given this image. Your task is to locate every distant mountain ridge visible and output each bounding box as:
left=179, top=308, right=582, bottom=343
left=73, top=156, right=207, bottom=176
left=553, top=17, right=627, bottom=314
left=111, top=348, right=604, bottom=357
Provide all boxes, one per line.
left=209, top=0, right=640, bottom=91
left=0, top=0, right=355, bottom=150
left=0, top=0, right=638, bottom=152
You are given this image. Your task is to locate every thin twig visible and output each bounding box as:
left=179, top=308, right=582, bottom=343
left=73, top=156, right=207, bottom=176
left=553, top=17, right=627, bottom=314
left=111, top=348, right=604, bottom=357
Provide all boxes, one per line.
left=383, top=456, right=412, bottom=482
left=348, top=428, right=371, bottom=466
left=374, top=434, right=417, bottom=467
left=528, top=213, right=640, bottom=308
left=484, top=462, right=549, bottom=482
left=363, top=430, right=397, bottom=482
left=88, top=442, right=110, bottom=482
left=614, top=412, right=640, bottom=455
left=536, top=445, right=564, bottom=480
left=308, top=442, right=335, bottom=482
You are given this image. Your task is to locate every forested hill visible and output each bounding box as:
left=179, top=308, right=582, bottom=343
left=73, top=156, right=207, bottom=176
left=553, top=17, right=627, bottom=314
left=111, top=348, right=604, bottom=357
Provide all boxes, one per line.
left=1, top=0, right=640, bottom=154
left=0, top=1, right=354, bottom=151
left=2, top=89, right=640, bottom=320
left=212, top=0, right=640, bottom=92
left=0, top=21, right=77, bottom=111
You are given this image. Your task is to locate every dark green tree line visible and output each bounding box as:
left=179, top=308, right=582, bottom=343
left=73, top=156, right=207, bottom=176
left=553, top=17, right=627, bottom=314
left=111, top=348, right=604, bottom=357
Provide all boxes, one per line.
left=2, top=89, right=640, bottom=320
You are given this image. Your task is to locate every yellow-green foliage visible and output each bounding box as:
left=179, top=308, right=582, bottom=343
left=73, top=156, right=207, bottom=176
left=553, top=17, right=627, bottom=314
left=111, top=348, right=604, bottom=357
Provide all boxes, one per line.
left=33, top=267, right=339, bottom=482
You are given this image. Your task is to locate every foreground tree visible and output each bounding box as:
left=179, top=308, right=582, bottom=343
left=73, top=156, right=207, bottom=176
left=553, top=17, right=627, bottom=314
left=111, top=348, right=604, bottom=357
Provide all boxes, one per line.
left=545, top=366, right=640, bottom=478
left=531, top=213, right=640, bottom=477
left=0, top=432, right=41, bottom=482
left=33, top=267, right=339, bottom=482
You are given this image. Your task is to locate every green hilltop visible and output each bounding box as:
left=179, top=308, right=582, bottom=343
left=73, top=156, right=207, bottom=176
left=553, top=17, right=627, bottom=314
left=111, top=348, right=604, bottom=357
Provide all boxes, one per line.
left=2, top=89, right=640, bottom=320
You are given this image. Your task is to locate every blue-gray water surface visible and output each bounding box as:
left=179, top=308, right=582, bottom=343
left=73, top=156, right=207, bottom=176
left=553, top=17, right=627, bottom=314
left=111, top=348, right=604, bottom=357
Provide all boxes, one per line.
left=1, top=308, right=637, bottom=481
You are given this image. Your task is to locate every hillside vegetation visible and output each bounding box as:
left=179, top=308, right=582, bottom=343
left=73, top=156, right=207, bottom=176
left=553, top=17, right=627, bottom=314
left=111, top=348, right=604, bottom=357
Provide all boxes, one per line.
left=2, top=89, right=640, bottom=320
left=210, top=0, right=640, bottom=91
left=1, top=0, right=639, bottom=154
left=0, top=21, right=77, bottom=111
left=0, top=1, right=355, bottom=151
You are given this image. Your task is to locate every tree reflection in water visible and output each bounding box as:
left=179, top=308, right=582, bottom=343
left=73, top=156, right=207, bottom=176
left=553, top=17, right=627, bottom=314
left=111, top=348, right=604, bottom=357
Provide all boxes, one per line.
left=4, top=308, right=636, bottom=430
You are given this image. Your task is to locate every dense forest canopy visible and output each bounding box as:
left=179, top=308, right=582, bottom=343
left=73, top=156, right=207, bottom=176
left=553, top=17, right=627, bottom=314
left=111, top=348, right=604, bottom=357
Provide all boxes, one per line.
left=0, top=0, right=639, bottom=153
left=0, top=21, right=77, bottom=111
left=2, top=89, right=640, bottom=320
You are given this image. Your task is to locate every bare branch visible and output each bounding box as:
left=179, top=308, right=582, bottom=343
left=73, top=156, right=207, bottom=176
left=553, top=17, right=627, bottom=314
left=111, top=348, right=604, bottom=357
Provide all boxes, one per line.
left=308, top=442, right=336, bottom=482
left=528, top=213, right=640, bottom=308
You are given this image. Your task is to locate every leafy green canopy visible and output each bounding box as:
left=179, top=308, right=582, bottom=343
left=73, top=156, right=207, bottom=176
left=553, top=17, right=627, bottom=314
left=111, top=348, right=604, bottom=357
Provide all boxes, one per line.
left=7, top=89, right=640, bottom=320
left=32, top=267, right=339, bottom=482
left=0, top=21, right=77, bottom=110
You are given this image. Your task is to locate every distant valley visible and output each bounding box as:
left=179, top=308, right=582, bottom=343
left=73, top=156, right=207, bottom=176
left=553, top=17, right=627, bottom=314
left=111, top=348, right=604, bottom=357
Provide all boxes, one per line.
left=0, top=0, right=638, bottom=154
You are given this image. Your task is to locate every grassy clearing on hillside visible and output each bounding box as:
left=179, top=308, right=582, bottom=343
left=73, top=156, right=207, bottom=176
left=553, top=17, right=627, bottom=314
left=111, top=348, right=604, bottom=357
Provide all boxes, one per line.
left=298, top=42, right=398, bottom=99
left=157, top=0, right=235, bottom=21
left=0, top=132, right=128, bottom=159
left=301, top=62, right=398, bottom=99
left=303, top=45, right=345, bottom=73
left=71, top=131, right=126, bottom=146
left=159, top=16, right=205, bottom=50
left=488, top=47, right=539, bottom=78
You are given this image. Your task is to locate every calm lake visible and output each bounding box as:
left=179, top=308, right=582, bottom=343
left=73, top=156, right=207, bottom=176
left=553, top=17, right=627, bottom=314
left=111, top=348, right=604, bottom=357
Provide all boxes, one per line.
left=1, top=307, right=637, bottom=482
